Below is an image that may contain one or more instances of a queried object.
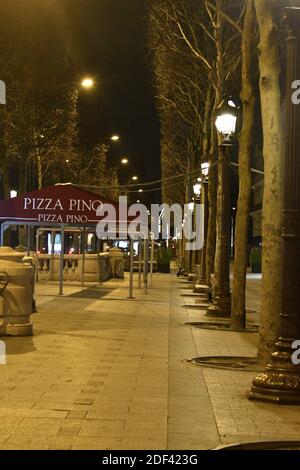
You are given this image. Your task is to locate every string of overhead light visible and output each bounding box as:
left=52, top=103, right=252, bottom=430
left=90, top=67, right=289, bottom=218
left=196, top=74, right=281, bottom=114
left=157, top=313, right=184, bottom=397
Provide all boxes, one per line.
left=78, top=168, right=203, bottom=192
left=77, top=160, right=263, bottom=194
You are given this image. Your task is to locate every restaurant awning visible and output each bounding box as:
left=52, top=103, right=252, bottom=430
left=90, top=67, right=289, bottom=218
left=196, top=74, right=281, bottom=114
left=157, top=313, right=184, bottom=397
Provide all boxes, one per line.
left=0, top=183, right=118, bottom=227
left=0, top=184, right=148, bottom=297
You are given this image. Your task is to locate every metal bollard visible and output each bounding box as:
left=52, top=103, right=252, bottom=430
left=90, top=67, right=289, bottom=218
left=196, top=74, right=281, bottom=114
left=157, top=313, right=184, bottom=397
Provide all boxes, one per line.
left=194, top=264, right=201, bottom=284
left=0, top=272, right=9, bottom=314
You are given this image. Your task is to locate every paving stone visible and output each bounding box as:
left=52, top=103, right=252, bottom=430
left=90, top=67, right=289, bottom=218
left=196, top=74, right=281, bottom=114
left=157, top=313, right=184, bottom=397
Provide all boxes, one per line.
left=2, top=272, right=297, bottom=450
left=0, top=409, right=68, bottom=419
left=78, top=419, right=126, bottom=438
left=58, top=425, right=81, bottom=437
left=73, top=399, right=94, bottom=406
left=87, top=381, right=104, bottom=387
left=71, top=437, right=122, bottom=450
left=67, top=410, right=87, bottom=419
left=119, top=438, right=167, bottom=450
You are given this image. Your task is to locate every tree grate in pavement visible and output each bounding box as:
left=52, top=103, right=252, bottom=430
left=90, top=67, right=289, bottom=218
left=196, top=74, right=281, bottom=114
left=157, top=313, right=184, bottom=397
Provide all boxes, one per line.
left=213, top=441, right=300, bottom=450
left=185, top=321, right=259, bottom=333
left=185, top=356, right=264, bottom=372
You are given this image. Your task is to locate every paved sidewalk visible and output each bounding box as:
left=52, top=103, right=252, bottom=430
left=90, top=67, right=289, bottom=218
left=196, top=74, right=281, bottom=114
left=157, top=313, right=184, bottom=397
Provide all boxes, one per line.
left=0, top=272, right=300, bottom=449
left=180, top=273, right=300, bottom=446
left=0, top=274, right=219, bottom=450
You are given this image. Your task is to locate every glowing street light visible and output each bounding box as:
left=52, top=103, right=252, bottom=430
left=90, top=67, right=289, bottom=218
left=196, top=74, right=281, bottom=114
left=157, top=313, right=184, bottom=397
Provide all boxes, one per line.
left=111, top=135, right=120, bottom=142
left=132, top=176, right=138, bottom=181
left=193, top=180, right=202, bottom=197
left=121, top=158, right=129, bottom=165
left=188, top=201, right=195, bottom=212
left=215, top=99, right=238, bottom=145
left=81, top=77, right=95, bottom=89
left=138, top=189, right=143, bottom=193
left=201, top=162, right=210, bottom=179
left=10, top=190, right=18, bottom=199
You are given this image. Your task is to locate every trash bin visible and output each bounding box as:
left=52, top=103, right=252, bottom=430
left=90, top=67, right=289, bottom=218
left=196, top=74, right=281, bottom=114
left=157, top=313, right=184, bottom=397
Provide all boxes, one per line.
left=109, top=247, right=125, bottom=279
left=0, top=247, right=34, bottom=336
left=98, top=253, right=111, bottom=282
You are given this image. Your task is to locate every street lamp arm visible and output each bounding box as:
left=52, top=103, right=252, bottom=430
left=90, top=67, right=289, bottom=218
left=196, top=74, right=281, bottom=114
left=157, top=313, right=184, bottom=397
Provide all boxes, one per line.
left=230, top=161, right=264, bottom=176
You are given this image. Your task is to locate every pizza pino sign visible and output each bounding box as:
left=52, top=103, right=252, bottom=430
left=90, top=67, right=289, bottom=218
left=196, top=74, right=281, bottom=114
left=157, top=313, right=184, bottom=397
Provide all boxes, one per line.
left=0, top=184, right=116, bottom=225
left=23, top=196, right=103, bottom=223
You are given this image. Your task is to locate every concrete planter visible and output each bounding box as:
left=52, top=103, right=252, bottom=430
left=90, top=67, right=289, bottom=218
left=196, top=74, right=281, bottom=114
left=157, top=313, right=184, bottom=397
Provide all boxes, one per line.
left=0, top=247, right=34, bottom=337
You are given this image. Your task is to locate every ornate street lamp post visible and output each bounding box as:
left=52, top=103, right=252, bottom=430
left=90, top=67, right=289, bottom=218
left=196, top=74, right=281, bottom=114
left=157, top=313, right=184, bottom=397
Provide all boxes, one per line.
left=249, top=7, right=300, bottom=404
left=199, top=163, right=210, bottom=284
left=207, top=99, right=238, bottom=317
left=193, top=179, right=202, bottom=200
left=193, top=179, right=202, bottom=274
left=187, top=200, right=195, bottom=273
left=193, top=164, right=210, bottom=284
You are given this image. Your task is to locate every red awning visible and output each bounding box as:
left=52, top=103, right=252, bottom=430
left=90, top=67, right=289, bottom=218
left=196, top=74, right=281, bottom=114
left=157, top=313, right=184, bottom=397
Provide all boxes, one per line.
left=0, top=184, right=119, bottom=226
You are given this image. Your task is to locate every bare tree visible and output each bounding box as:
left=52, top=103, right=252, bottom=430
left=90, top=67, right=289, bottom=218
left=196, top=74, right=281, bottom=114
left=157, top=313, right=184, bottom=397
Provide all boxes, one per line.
left=231, top=0, right=258, bottom=329
left=149, top=0, right=207, bottom=206
left=0, top=0, right=80, bottom=193
left=77, top=143, right=120, bottom=201
left=254, top=0, right=283, bottom=363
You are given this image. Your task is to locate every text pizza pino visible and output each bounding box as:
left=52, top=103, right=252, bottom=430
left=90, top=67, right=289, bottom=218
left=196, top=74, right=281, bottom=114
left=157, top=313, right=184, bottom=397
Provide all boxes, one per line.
left=23, top=197, right=103, bottom=223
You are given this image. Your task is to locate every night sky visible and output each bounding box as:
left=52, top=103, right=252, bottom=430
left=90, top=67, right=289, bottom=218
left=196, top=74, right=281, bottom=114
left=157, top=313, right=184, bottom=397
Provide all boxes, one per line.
left=63, top=0, right=161, bottom=200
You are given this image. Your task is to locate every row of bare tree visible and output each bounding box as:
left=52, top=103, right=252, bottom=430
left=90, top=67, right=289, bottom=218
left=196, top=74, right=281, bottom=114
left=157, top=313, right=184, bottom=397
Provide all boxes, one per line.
left=0, top=1, right=119, bottom=201
left=149, top=0, right=288, bottom=363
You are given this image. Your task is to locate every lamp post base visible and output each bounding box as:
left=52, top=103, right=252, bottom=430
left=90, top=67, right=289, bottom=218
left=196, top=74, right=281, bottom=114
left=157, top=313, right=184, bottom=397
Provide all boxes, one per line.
left=248, top=338, right=300, bottom=405
left=206, top=294, right=231, bottom=318
left=0, top=322, right=33, bottom=337
left=249, top=386, right=300, bottom=404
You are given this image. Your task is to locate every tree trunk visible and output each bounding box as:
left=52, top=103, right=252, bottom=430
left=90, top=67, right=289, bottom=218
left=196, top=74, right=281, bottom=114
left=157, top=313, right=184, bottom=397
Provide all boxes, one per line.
left=36, top=153, right=43, bottom=190
left=205, top=110, right=217, bottom=286
left=200, top=182, right=209, bottom=282
left=254, top=0, right=283, bottom=364
left=183, top=158, right=191, bottom=272
left=1, top=166, right=10, bottom=199
left=205, top=1, right=226, bottom=288
left=198, top=84, right=212, bottom=281
left=231, top=0, right=256, bottom=329
left=209, top=0, right=227, bottom=300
